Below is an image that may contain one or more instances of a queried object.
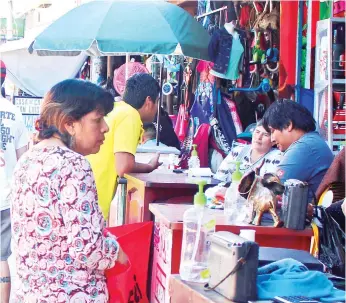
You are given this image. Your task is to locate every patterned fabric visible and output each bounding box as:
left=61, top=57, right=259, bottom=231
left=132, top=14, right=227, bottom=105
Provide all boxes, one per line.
left=11, top=146, right=119, bottom=303
left=223, top=96, right=243, bottom=135
left=215, top=143, right=283, bottom=183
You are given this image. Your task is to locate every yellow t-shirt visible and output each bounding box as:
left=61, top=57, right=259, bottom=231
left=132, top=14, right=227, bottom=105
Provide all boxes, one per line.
left=87, top=101, right=143, bottom=219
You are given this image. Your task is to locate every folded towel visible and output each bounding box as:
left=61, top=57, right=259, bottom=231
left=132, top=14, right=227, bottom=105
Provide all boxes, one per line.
left=257, top=258, right=346, bottom=302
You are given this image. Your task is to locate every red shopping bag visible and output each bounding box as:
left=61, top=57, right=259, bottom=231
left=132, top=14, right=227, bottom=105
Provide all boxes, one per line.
left=105, top=222, right=153, bottom=303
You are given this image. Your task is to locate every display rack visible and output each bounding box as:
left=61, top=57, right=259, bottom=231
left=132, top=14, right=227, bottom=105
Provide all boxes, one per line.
left=314, top=17, right=346, bottom=153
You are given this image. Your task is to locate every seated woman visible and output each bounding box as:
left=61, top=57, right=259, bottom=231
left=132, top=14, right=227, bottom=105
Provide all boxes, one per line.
left=215, top=119, right=282, bottom=182
left=10, top=79, right=127, bottom=302
left=208, top=120, right=282, bottom=207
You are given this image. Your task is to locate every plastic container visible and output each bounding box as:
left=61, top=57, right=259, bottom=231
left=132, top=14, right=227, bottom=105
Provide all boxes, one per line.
left=224, top=161, right=246, bottom=223
left=188, top=144, right=200, bottom=169
left=179, top=181, right=216, bottom=283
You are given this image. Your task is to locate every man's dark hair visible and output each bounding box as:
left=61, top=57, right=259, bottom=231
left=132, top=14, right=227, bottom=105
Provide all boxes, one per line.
left=263, top=99, right=316, bottom=133
left=123, top=73, right=160, bottom=109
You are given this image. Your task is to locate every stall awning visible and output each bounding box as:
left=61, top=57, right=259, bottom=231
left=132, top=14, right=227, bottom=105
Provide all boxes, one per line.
left=0, top=25, right=86, bottom=96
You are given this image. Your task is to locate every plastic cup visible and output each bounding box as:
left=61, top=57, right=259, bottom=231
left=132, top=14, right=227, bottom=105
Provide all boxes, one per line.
left=239, top=229, right=256, bottom=242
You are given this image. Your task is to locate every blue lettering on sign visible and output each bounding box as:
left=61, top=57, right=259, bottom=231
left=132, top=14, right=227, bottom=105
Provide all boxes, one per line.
left=23, top=115, right=39, bottom=133
left=0, top=111, right=16, bottom=151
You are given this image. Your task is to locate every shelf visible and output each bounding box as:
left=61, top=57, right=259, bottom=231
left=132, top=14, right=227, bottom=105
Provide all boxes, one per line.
left=332, top=79, right=346, bottom=85
left=330, top=17, right=346, bottom=23
left=334, top=134, right=346, bottom=140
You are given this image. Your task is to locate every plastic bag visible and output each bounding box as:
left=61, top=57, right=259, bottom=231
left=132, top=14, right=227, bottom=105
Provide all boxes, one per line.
left=318, top=207, right=345, bottom=277
left=105, top=222, right=153, bottom=303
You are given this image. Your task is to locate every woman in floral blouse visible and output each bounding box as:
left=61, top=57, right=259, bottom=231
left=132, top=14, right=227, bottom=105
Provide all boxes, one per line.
left=10, top=79, right=127, bottom=302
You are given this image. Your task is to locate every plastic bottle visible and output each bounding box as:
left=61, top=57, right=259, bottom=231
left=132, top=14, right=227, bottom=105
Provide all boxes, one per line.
left=224, top=161, right=246, bottom=223
left=188, top=144, right=200, bottom=169
left=179, top=181, right=216, bottom=283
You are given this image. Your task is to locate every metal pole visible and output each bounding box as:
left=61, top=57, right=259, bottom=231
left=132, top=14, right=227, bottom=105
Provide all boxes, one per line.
left=6, top=0, right=13, bottom=40
left=305, top=0, right=313, bottom=89
left=295, top=0, right=304, bottom=103
left=196, top=6, right=227, bottom=20
left=125, top=53, right=130, bottom=80
left=156, top=62, right=164, bottom=146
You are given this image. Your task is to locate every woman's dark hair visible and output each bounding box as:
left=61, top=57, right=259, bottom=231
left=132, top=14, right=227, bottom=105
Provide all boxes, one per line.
left=36, top=79, right=114, bottom=147
left=123, top=73, right=160, bottom=109
left=263, top=99, right=316, bottom=133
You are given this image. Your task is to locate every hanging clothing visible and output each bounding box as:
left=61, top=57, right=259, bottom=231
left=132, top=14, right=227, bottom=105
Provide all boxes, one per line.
left=208, top=27, right=248, bottom=76
left=222, top=95, right=243, bottom=135
left=210, top=37, right=244, bottom=80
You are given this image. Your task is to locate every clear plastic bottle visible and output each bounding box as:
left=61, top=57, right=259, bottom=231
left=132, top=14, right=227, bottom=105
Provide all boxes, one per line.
left=179, top=181, right=216, bottom=283
left=224, top=161, right=246, bottom=223
left=188, top=144, right=200, bottom=169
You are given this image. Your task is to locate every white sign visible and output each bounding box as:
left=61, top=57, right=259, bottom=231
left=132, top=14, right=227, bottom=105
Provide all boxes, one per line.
left=13, top=96, right=43, bottom=133
left=14, top=97, right=43, bottom=115
left=23, top=115, right=39, bottom=133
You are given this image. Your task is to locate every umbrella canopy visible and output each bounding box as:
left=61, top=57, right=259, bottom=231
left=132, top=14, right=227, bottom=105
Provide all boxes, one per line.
left=29, top=0, right=210, bottom=61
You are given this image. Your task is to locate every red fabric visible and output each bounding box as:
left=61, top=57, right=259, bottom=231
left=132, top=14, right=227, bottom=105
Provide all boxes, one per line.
left=106, top=222, right=153, bottom=303
left=194, top=123, right=210, bottom=168
left=196, top=61, right=215, bottom=84
left=0, top=60, right=6, bottom=79
left=279, top=1, right=298, bottom=93
left=174, top=104, right=189, bottom=142
left=222, top=96, right=243, bottom=135
left=179, top=123, right=210, bottom=169
left=239, top=5, right=251, bottom=28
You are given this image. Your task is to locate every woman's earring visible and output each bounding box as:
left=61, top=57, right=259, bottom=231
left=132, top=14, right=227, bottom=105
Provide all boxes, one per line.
left=68, top=134, right=76, bottom=149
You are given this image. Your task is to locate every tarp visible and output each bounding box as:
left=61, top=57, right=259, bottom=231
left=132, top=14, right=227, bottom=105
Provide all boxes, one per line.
left=0, top=25, right=86, bottom=96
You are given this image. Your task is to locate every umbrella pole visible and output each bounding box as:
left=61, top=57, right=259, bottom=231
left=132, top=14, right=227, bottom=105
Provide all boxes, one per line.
left=125, top=53, right=130, bottom=80
left=156, top=62, right=164, bottom=146
left=107, top=56, right=112, bottom=78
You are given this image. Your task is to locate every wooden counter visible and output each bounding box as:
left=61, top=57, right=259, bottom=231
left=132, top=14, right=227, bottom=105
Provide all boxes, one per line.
left=124, top=171, right=219, bottom=224
left=169, top=275, right=272, bottom=303
left=149, top=203, right=313, bottom=303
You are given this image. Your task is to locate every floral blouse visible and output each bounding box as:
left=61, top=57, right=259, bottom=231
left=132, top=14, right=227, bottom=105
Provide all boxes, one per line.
left=11, top=146, right=119, bottom=303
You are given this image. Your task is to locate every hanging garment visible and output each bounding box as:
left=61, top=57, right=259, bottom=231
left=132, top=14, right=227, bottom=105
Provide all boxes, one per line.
left=208, top=27, right=248, bottom=76
left=216, top=90, right=237, bottom=147
left=210, top=37, right=244, bottom=80
left=222, top=95, right=243, bottom=135
left=233, top=92, right=257, bottom=130
left=189, top=83, right=213, bottom=133
left=180, top=121, right=211, bottom=169
left=196, top=60, right=215, bottom=84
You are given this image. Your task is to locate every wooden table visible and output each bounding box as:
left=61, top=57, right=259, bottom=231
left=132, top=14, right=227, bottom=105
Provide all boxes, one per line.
left=124, top=170, right=219, bottom=224
left=169, top=275, right=272, bottom=303
left=149, top=203, right=313, bottom=303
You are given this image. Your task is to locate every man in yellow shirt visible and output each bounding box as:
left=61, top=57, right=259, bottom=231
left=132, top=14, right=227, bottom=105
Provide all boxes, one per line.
left=88, top=73, right=161, bottom=220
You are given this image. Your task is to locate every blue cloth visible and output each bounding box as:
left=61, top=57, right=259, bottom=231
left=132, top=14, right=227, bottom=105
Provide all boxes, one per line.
left=257, top=259, right=346, bottom=302
left=277, top=131, right=334, bottom=197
